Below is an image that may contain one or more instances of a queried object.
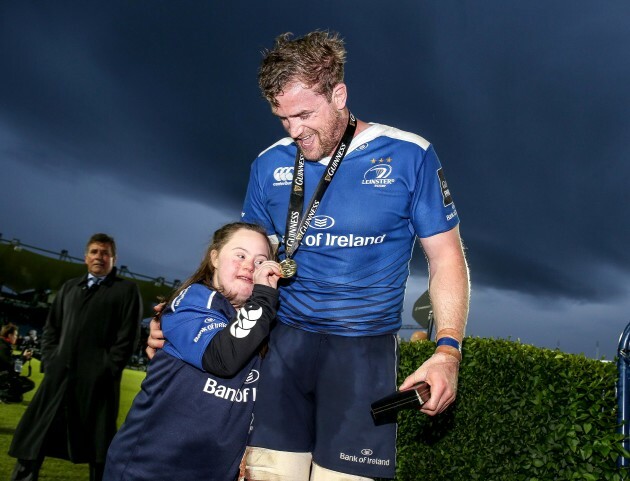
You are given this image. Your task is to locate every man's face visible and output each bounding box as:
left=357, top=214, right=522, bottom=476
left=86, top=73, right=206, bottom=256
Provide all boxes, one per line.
left=272, top=81, right=347, bottom=161
left=84, top=242, right=115, bottom=277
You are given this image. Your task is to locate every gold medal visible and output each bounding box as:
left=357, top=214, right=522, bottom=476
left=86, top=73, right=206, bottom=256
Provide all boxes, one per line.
left=279, top=258, right=298, bottom=278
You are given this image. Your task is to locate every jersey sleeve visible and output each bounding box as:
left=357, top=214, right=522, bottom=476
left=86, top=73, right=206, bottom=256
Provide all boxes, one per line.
left=202, top=284, right=279, bottom=377
left=161, top=284, right=231, bottom=370
left=411, top=144, right=460, bottom=238
left=241, top=157, right=274, bottom=232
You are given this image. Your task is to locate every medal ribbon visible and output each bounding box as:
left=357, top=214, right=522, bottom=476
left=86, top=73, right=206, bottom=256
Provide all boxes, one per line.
left=283, top=112, right=357, bottom=261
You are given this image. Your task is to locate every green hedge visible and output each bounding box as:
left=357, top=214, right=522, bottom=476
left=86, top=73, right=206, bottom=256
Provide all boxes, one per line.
left=392, top=337, right=629, bottom=481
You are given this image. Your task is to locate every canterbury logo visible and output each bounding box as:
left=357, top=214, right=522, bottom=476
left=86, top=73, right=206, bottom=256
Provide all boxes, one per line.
left=230, top=303, right=263, bottom=339
left=273, top=167, right=294, bottom=182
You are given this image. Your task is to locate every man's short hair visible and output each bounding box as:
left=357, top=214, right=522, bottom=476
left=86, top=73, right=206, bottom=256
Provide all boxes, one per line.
left=85, top=233, right=117, bottom=257
left=258, top=30, right=346, bottom=107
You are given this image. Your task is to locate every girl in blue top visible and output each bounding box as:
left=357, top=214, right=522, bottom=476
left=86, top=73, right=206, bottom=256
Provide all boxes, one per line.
left=104, top=222, right=281, bottom=481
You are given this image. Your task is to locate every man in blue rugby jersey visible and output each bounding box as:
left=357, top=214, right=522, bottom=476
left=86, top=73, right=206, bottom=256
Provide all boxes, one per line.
left=150, top=30, right=469, bottom=481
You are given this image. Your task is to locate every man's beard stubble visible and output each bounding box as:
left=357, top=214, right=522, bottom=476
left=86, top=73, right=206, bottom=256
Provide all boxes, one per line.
left=302, top=109, right=347, bottom=162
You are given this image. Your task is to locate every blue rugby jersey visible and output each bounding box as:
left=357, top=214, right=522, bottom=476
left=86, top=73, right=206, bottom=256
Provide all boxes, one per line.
left=104, top=284, right=270, bottom=481
left=161, top=284, right=232, bottom=368
left=242, top=123, right=459, bottom=336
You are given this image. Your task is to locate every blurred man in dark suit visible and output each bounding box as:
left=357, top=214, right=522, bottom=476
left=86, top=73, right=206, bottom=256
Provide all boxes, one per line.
left=9, top=233, right=142, bottom=481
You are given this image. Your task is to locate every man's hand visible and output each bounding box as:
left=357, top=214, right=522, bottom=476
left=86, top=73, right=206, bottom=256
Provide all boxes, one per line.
left=399, top=352, right=460, bottom=416
left=145, top=303, right=165, bottom=359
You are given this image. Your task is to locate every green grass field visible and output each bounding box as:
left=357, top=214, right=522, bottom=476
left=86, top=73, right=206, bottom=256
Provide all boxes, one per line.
left=0, top=358, right=145, bottom=480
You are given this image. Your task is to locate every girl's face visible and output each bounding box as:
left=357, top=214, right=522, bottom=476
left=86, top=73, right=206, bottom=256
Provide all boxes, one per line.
left=211, top=228, right=270, bottom=307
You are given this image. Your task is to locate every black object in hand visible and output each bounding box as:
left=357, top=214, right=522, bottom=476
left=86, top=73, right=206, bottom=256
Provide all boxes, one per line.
left=370, top=382, right=431, bottom=425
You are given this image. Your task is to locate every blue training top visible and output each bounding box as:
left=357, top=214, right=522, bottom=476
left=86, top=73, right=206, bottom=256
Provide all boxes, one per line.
left=242, top=123, right=459, bottom=336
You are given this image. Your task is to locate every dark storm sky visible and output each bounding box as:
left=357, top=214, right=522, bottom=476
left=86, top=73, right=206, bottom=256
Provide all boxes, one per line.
left=2, top=1, right=629, bottom=359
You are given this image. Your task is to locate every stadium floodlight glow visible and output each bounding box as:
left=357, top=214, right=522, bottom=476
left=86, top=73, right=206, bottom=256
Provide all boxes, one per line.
left=11, top=238, right=22, bottom=252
